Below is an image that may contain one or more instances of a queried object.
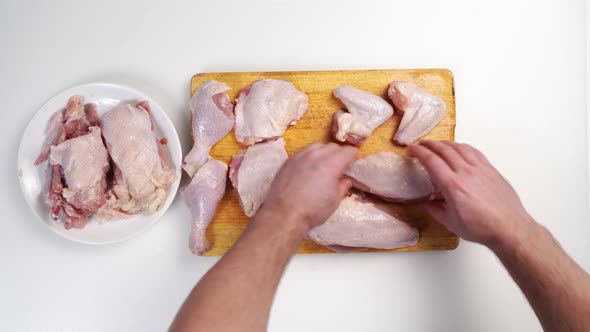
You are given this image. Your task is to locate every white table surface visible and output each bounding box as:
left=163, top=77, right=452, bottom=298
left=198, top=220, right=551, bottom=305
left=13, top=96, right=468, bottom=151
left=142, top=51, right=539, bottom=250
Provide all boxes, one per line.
left=1, top=0, right=588, bottom=331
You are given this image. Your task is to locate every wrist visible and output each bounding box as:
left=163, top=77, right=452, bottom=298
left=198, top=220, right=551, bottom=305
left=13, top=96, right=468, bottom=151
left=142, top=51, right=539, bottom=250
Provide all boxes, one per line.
left=249, top=207, right=309, bottom=244
left=486, top=213, right=541, bottom=255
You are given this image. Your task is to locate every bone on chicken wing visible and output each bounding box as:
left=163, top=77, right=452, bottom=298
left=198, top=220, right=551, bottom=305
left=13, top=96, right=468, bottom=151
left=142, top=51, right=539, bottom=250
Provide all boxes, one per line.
left=332, top=86, right=394, bottom=145
left=388, top=81, right=446, bottom=145
left=308, top=194, right=419, bottom=252
left=229, top=138, right=288, bottom=217
left=183, top=80, right=234, bottom=177
left=345, top=151, right=436, bottom=203
left=98, top=102, right=176, bottom=221
left=49, top=126, right=110, bottom=229
left=234, top=79, right=308, bottom=145
left=180, top=158, right=227, bottom=255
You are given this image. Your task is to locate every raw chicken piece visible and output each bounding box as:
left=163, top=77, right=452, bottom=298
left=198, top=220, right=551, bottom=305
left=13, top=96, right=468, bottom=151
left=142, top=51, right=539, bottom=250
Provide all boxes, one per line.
left=345, top=152, right=436, bottom=202
left=35, top=111, right=65, bottom=165
left=36, top=96, right=107, bottom=228
left=308, top=194, right=419, bottom=251
left=229, top=138, right=288, bottom=217
left=99, top=102, right=176, bottom=220
left=388, top=81, right=446, bottom=145
left=35, top=96, right=100, bottom=165
left=332, top=86, right=394, bottom=145
left=183, top=80, right=235, bottom=177
left=180, top=158, right=227, bottom=255
left=49, top=126, right=110, bottom=228
left=235, top=79, right=308, bottom=145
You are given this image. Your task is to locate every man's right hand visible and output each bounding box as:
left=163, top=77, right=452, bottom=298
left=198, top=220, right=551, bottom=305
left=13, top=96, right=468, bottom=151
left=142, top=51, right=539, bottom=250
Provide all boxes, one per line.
left=409, top=141, right=536, bottom=248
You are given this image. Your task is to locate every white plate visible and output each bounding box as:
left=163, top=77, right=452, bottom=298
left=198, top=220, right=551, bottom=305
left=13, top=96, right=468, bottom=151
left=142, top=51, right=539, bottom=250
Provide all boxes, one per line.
left=17, top=82, right=182, bottom=245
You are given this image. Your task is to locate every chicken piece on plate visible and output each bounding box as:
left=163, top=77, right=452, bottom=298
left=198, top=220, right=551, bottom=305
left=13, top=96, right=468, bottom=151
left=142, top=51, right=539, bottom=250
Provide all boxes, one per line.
left=345, top=151, right=436, bottom=202
left=35, top=111, right=65, bottom=165
left=332, top=86, right=394, bottom=145
left=183, top=80, right=234, bottom=177
left=388, top=81, right=446, bottom=145
left=235, top=79, right=308, bottom=145
left=308, top=194, right=419, bottom=252
left=99, top=102, right=176, bottom=220
left=229, top=138, right=288, bottom=217
left=35, top=95, right=100, bottom=165
left=180, top=158, right=227, bottom=255
left=49, top=126, right=110, bottom=229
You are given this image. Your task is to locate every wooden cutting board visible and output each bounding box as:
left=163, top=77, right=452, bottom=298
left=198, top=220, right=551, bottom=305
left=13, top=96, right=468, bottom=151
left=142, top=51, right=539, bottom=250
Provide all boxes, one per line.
left=190, top=69, right=458, bottom=255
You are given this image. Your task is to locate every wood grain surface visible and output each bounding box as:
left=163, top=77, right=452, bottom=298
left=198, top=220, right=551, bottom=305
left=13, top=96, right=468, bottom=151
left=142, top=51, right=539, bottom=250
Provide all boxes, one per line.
left=190, top=69, right=458, bottom=255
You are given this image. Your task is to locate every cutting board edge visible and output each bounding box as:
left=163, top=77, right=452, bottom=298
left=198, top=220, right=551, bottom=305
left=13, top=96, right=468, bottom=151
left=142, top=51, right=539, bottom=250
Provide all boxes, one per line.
left=191, top=68, right=455, bottom=94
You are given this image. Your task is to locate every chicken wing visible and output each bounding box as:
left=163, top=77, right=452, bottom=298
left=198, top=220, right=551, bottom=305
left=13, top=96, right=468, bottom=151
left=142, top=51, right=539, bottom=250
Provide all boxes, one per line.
left=332, top=86, right=393, bottom=145
left=388, top=81, right=446, bottom=145
left=183, top=80, right=234, bottom=177
left=235, top=79, right=308, bottom=145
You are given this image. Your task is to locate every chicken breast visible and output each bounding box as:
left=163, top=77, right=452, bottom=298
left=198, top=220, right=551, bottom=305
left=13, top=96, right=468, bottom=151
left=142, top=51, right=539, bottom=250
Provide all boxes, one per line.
left=183, top=80, right=234, bottom=177
left=180, top=158, right=227, bottom=255
left=49, top=126, right=109, bottom=228
left=229, top=138, right=288, bottom=217
left=388, top=81, right=446, bottom=145
left=99, top=102, right=176, bottom=220
left=234, top=79, right=308, bottom=145
left=345, top=151, right=436, bottom=202
left=308, top=194, right=419, bottom=252
left=332, top=86, right=394, bottom=145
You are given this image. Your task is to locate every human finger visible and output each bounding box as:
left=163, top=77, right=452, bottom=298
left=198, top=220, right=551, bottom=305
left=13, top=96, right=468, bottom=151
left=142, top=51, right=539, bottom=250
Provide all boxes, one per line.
left=420, top=201, right=453, bottom=229
left=337, top=178, right=353, bottom=198
left=408, top=145, right=454, bottom=189
left=420, top=140, right=468, bottom=171
left=323, top=145, right=359, bottom=174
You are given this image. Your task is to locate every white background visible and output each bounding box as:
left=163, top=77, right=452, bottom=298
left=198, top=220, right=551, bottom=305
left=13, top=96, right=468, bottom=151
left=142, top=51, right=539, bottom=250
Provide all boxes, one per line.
left=1, top=0, right=588, bottom=331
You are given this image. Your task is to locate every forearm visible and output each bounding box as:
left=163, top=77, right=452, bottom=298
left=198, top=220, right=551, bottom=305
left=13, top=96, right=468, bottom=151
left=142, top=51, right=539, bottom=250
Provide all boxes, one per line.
left=171, top=209, right=306, bottom=332
left=490, top=217, right=590, bottom=332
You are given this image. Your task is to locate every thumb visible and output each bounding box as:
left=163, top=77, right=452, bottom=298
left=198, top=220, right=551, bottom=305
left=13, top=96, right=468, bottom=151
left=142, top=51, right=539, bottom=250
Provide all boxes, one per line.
left=337, top=178, right=353, bottom=198
left=420, top=200, right=452, bottom=228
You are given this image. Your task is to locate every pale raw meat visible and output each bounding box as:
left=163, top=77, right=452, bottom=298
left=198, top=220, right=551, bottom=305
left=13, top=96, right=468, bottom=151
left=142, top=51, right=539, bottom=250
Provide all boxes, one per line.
left=332, top=86, right=394, bottom=145
left=99, top=102, right=176, bottom=220
left=388, top=81, right=446, bottom=145
left=180, top=158, right=227, bottom=255
left=35, top=96, right=100, bottom=165
left=229, top=138, right=288, bottom=217
left=35, top=111, right=64, bottom=165
left=37, top=96, right=107, bottom=229
left=183, top=80, right=234, bottom=177
left=49, top=126, right=110, bottom=228
left=308, top=194, right=419, bottom=251
left=345, top=152, right=436, bottom=202
left=234, top=79, right=308, bottom=145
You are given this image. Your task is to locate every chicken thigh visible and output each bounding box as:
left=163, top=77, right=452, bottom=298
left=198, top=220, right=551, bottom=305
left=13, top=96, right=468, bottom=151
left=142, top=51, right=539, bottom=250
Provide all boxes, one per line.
left=332, top=86, right=394, bottom=145
left=181, top=158, right=227, bottom=255
left=229, top=138, right=288, bottom=217
left=183, top=80, right=234, bottom=177
left=308, top=194, right=419, bottom=252
left=345, top=151, right=436, bottom=202
left=99, top=102, right=176, bottom=220
left=388, top=81, right=446, bottom=145
left=235, top=79, right=308, bottom=145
